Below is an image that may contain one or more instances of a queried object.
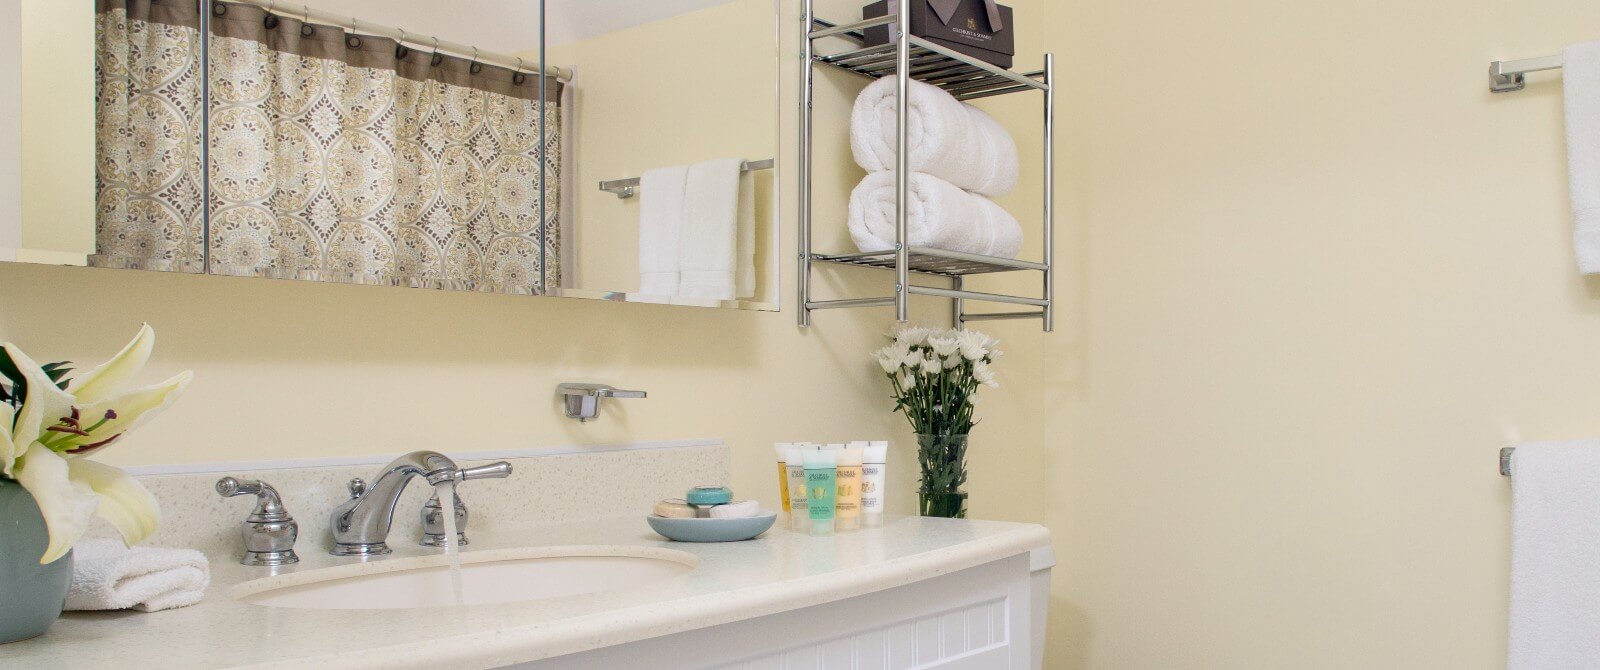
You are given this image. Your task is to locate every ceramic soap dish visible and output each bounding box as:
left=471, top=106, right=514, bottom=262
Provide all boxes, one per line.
left=646, top=512, right=777, bottom=543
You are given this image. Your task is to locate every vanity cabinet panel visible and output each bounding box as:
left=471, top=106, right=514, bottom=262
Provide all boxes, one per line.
left=521, top=553, right=1039, bottom=670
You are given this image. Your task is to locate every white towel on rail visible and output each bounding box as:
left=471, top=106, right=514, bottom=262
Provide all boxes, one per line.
left=1565, top=41, right=1600, bottom=273
left=848, top=171, right=1022, bottom=258
left=65, top=539, right=209, bottom=612
left=638, top=165, right=688, bottom=296
left=678, top=159, right=755, bottom=300
left=1507, top=440, right=1600, bottom=669
left=850, top=77, right=1019, bottom=197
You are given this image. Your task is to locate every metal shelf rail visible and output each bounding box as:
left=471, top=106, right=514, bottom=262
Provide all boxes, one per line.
left=798, top=4, right=1055, bottom=331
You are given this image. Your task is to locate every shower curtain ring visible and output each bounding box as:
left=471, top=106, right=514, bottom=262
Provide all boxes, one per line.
left=513, top=57, right=526, bottom=85
left=470, top=47, right=483, bottom=74
left=395, top=29, right=409, bottom=59
left=430, top=37, right=442, bottom=67
left=346, top=17, right=362, bottom=48
left=300, top=5, right=314, bottom=36
left=263, top=0, right=280, bottom=28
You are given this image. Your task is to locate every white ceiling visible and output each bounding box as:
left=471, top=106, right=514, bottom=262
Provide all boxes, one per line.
left=306, top=0, right=740, bottom=54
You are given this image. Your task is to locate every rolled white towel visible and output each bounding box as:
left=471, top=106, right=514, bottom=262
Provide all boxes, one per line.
left=65, top=539, right=209, bottom=612
left=851, top=77, right=1019, bottom=197
left=848, top=171, right=1022, bottom=259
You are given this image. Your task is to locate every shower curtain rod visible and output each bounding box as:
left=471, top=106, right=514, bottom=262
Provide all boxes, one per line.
left=228, top=0, right=571, bottom=81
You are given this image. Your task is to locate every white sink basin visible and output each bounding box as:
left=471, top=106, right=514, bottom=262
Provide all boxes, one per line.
left=232, top=546, right=697, bottom=610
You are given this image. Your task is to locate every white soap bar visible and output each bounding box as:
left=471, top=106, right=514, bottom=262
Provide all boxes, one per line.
left=653, top=499, right=697, bottom=518
left=709, top=500, right=761, bottom=519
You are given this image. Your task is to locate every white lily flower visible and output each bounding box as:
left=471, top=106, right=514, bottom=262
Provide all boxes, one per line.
left=2, top=325, right=189, bottom=564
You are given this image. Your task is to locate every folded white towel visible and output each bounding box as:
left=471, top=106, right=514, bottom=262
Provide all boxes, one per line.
left=639, top=165, right=689, bottom=296
left=65, top=539, right=209, bottom=613
left=851, top=77, right=1019, bottom=197
left=678, top=158, right=755, bottom=300
left=849, top=171, right=1022, bottom=258
left=1566, top=42, right=1600, bottom=273
left=1508, top=441, right=1600, bottom=669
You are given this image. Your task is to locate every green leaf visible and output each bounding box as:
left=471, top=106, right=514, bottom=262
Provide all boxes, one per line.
left=41, top=362, right=73, bottom=390
left=0, top=348, right=25, bottom=406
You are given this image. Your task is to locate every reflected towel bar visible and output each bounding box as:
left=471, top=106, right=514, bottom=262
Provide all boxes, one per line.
left=1501, top=447, right=1515, bottom=476
left=598, top=159, right=775, bottom=199
left=1490, top=55, right=1563, bottom=93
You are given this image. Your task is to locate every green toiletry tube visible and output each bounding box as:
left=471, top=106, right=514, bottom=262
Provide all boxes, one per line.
left=803, top=448, right=838, bottom=535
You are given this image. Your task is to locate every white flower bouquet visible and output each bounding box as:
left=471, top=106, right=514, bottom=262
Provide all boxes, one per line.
left=871, top=327, right=1001, bottom=518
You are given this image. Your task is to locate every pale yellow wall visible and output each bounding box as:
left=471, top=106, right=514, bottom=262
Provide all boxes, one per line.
left=548, top=0, right=779, bottom=303
left=18, top=0, right=93, bottom=260
left=0, top=0, right=1051, bottom=532
left=1043, top=0, right=1600, bottom=667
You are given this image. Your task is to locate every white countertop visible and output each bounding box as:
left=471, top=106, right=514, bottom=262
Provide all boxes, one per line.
left=0, top=515, right=1051, bottom=669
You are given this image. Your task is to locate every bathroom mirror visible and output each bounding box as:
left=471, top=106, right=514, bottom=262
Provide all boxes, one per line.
left=1, top=0, right=779, bottom=311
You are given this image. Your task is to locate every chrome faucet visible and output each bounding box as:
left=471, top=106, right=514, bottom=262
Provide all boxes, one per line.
left=329, top=451, right=512, bottom=556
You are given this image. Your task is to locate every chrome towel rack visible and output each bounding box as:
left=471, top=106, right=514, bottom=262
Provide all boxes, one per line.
left=1491, top=54, right=1564, bottom=93
left=598, top=159, right=775, bottom=199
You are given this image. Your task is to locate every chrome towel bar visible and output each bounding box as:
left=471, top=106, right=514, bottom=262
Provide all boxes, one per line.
left=598, top=159, right=774, bottom=199
left=1490, top=54, right=1563, bottom=93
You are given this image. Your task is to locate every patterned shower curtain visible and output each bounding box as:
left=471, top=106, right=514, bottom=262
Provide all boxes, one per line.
left=94, top=0, right=562, bottom=293
left=93, top=0, right=206, bottom=272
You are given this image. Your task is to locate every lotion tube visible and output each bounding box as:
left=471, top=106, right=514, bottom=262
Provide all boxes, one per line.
left=835, top=446, right=864, bottom=531
left=862, top=441, right=889, bottom=526
left=803, top=447, right=838, bottom=535
left=785, top=447, right=810, bottom=530
left=774, top=443, right=793, bottom=515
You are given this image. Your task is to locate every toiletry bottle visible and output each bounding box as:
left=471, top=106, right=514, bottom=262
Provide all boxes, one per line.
left=774, top=443, right=793, bottom=515
left=803, top=447, right=838, bottom=535
left=862, top=441, right=889, bottom=527
left=836, top=446, right=864, bottom=531
left=785, top=446, right=810, bottom=530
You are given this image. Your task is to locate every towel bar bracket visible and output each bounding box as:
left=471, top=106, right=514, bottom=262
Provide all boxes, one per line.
left=1490, top=63, right=1526, bottom=93
left=1501, top=446, right=1515, bottom=477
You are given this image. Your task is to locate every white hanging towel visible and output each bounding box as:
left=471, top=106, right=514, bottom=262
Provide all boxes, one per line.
left=1565, top=41, right=1600, bottom=273
left=65, top=539, right=210, bottom=613
left=1507, top=440, right=1600, bottom=668
left=678, top=158, right=755, bottom=300
left=638, top=165, right=689, bottom=296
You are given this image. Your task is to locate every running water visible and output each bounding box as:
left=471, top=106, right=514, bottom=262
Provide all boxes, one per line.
left=434, top=479, right=465, bottom=605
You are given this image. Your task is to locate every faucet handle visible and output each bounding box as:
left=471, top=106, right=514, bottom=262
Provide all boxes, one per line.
left=346, top=478, right=367, bottom=499
left=456, top=461, right=513, bottom=481
left=216, top=477, right=299, bottom=566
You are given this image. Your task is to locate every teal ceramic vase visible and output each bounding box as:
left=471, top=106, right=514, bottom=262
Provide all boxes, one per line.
left=0, top=478, right=73, bottom=644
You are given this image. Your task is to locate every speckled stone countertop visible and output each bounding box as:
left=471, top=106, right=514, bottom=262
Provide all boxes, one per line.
left=0, top=515, right=1051, bottom=669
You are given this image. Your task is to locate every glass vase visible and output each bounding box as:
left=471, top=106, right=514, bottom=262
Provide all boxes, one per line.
left=916, top=433, right=969, bottom=519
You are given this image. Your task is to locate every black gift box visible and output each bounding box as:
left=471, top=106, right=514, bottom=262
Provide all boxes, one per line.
left=863, top=0, right=1015, bottom=69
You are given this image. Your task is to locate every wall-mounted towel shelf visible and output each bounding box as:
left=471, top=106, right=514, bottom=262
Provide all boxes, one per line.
left=598, top=159, right=775, bottom=199
left=799, top=7, right=1055, bottom=332
left=1491, top=55, right=1564, bottom=93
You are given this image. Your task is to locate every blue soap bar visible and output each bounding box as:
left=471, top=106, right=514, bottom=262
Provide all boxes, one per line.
left=685, top=485, right=733, bottom=505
